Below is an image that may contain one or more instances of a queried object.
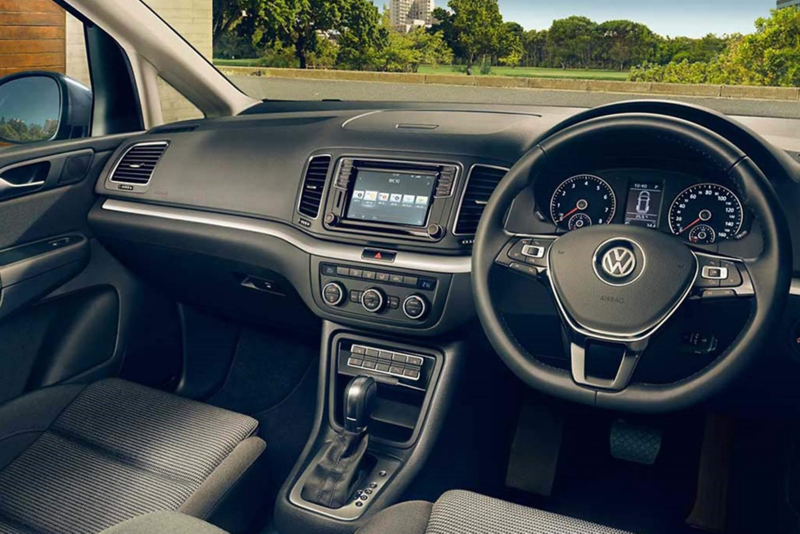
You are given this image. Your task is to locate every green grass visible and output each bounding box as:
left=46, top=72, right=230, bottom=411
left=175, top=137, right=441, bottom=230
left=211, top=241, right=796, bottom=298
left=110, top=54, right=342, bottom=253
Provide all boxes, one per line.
left=213, top=59, right=630, bottom=81
left=417, top=65, right=629, bottom=80
left=214, top=58, right=263, bottom=67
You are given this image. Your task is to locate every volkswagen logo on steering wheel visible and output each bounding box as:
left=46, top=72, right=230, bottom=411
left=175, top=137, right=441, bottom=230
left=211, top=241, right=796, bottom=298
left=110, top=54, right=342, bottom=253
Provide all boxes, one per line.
left=593, top=239, right=645, bottom=286
left=602, top=247, right=636, bottom=278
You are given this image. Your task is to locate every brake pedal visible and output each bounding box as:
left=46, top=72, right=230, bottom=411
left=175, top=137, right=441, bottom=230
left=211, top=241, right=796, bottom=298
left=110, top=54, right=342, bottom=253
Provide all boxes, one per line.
left=610, top=419, right=663, bottom=465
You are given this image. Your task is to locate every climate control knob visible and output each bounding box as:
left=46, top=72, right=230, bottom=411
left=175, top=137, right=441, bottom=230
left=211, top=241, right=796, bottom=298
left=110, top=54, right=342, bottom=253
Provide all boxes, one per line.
left=361, top=288, right=386, bottom=313
left=322, top=282, right=345, bottom=307
left=402, top=294, right=427, bottom=320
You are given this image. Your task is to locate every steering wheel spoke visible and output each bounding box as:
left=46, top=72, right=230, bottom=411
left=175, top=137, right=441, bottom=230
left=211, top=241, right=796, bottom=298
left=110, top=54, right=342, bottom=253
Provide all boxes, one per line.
left=494, top=234, right=558, bottom=280
left=569, top=336, right=647, bottom=391
left=691, top=251, right=755, bottom=299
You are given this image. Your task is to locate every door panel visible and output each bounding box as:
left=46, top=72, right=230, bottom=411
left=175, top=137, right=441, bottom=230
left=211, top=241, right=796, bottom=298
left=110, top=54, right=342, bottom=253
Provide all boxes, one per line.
left=0, top=134, right=178, bottom=403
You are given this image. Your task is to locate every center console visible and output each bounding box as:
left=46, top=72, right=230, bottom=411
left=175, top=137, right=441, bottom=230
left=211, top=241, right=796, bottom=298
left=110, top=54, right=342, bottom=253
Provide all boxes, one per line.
left=275, top=322, right=464, bottom=534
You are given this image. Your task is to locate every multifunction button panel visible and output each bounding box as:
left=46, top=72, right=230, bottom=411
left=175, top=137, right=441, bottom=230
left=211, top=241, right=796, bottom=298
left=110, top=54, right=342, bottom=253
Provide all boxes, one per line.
left=347, top=344, right=423, bottom=381
left=319, top=262, right=442, bottom=325
left=337, top=340, right=434, bottom=390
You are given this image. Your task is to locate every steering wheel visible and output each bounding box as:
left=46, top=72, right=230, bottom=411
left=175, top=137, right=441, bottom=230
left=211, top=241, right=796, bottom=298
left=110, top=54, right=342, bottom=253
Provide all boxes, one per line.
left=472, top=110, right=792, bottom=413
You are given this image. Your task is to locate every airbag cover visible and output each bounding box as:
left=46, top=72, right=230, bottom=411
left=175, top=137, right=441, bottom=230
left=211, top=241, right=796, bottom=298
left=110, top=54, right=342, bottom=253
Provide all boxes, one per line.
left=548, top=225, right=697, bottom=338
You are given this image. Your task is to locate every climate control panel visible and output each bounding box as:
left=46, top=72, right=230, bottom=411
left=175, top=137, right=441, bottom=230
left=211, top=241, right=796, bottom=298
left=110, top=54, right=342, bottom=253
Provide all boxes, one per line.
left=316, top=260, right=446, bottom=326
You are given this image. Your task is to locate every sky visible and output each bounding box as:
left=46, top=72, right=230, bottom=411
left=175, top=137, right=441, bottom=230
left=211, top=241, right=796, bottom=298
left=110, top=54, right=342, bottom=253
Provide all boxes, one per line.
left=379, top=0, right=778, bottom=38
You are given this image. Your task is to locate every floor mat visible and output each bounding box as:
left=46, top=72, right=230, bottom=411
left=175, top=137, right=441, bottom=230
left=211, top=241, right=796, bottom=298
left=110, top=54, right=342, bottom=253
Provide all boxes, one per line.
left=511, top=408, right=705, bottom=534
left=209, top=328, right=317, bottom=414
left=207, top=327, right=320, bottom=494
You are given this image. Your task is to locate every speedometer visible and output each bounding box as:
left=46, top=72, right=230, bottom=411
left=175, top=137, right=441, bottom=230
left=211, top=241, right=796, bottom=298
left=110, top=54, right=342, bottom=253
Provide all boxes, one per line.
left=550, top=174, right=616, bottom=231
left=668, top=183, right=743, bottom=244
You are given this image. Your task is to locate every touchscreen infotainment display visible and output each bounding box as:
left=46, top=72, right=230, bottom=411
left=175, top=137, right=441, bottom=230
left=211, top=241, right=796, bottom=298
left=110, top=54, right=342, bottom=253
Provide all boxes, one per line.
left=346, top=169, right=436, bottom=227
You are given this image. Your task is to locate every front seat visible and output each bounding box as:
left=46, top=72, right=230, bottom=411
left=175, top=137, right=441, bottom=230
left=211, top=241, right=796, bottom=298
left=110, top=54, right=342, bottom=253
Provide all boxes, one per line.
left=0, top=378, right=268, bottom=534
left=357, top=490, right=634, bottom=534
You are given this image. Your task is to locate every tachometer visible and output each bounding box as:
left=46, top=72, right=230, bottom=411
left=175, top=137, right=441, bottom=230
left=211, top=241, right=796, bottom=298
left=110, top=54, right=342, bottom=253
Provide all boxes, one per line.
left=668, top=183, right=743, bottom=243
left=550, top=174, right=616, bottom=231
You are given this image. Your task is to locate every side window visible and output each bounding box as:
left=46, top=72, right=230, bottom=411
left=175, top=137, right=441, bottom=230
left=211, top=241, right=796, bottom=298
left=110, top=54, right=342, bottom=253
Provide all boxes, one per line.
left=0, top=2, right=92, bottom=149
left=144, top=0, right=207, bottom=124
left=157, top=77, right=203, bottom=124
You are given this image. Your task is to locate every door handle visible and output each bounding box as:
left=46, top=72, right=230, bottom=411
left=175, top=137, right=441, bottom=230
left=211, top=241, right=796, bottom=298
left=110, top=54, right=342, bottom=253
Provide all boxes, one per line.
left=0, top=176, right=45, bottom=199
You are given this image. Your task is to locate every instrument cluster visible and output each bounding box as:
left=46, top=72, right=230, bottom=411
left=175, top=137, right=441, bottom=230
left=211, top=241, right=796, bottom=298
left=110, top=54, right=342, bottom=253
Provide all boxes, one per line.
left=541, top=168, right=746, bottom=244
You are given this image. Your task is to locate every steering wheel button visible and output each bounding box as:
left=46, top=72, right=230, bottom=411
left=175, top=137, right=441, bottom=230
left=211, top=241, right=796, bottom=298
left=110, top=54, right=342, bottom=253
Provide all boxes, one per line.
left=522, top=245, right=546, bottom=259
left=701, top=266, right=728, bottom=280
left=509, top=262, right=539, bottom=277
left=719, top=260, right=742, bottom=287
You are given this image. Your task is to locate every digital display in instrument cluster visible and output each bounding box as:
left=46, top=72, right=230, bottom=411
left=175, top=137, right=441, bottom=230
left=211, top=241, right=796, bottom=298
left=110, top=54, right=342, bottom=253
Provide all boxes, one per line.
left=623, top=182, right=664, bottom=229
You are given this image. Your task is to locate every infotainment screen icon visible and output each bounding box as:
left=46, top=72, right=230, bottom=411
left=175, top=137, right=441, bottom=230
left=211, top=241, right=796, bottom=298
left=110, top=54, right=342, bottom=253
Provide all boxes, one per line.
left=346, top=169, right=436, bottom=227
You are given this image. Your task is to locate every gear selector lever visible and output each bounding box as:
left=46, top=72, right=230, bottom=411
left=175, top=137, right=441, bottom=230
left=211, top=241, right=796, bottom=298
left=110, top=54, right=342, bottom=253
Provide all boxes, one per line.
left=344, top=375, right=377, bottom=432
left=300, top=376, right=376, bottom=509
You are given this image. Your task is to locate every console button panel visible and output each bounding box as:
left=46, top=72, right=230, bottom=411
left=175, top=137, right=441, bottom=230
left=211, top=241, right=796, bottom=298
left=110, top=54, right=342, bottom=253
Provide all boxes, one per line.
left=337, top=340, right=433, bottom=390
left=347, top=344, right=424, bottom=381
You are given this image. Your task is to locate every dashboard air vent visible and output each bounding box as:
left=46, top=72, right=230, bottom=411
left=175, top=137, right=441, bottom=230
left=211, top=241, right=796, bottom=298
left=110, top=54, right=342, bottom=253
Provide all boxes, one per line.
left=298, top=155, right=331, bottom=218
left=454, top=165, right=508, bottom=235
left=110, top=141, right=169, bottom=186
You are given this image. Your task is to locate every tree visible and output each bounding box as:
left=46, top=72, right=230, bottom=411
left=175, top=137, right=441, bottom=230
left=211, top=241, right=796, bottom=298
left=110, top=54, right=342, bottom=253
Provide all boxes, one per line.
left=429, top=7, right=465, bottom=61
left=498, top=21, right=524, bottom=67
left=733, top=8, right=800, bottom=86
left=444, top=0, right=505, bottom=75
left=522, top=29, right=548, bottom=67
left=213, top=0, right=295, bottom=48
left=287, top=0, right=349, bottom=69
left=547, top=16, right=598, bottom=69
left=596, top=20, right=658, bottom=70
left=337, top=1, right=385, bottom=70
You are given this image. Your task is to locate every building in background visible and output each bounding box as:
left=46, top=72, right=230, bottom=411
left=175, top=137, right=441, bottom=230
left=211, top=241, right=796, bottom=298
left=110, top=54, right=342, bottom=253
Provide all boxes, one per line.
left=390, top=0, right=434, bottom=30
left=777, top=0, right=800, bottom=8
left=409, top=0, right=435, bottom=26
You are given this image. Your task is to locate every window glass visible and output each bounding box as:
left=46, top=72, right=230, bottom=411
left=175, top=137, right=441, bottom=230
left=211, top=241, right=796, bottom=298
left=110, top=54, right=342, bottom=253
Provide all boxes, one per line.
left=144, top=0, right=209, bottom=124
left=157, top=76, right=204, bottom=124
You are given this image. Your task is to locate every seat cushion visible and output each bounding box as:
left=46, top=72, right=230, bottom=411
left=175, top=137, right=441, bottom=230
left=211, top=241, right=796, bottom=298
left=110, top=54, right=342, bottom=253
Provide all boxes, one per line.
left=0, top=378, right=263, bottom=534
left=98, top=512, right=229, bottom=534
left=426, top=490, right=634, bottom=534
left=355, top=501, right=433, bottom=534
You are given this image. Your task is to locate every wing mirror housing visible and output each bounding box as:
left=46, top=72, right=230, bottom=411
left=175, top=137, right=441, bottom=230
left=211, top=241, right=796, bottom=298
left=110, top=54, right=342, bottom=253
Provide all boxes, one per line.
left=0, top=71, right=92, bottom=145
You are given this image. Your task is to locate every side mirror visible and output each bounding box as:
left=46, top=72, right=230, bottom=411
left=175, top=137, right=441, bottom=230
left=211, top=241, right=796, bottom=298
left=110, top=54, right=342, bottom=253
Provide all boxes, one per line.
left=0, top=72, right=92, bottom=145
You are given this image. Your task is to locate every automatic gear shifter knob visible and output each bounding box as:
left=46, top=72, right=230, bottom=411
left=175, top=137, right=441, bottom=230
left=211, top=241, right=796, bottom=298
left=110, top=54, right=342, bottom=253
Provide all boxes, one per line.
left=344, top=375, right=377, bottom=433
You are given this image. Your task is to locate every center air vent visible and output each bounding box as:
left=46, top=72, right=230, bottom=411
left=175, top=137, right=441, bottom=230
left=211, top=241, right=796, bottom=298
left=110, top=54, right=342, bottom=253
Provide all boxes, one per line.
left=454, top=165, right=509, bottom=235
left=298, top=155, right=332, bottom=218
left=110, top=141, right=169, bottom=187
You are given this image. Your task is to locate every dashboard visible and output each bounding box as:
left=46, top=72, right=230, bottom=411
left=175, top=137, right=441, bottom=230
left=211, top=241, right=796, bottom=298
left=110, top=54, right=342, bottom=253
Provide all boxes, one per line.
left=535, top=167, right=749, bottom=245
left=88, top=101, right=800, bottom=348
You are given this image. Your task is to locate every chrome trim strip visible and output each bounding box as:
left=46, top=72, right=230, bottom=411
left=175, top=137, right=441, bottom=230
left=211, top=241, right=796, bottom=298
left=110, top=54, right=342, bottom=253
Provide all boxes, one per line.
left=101, top=199, right=472, bottom=274
left=452, top=164, right=510, bottom=236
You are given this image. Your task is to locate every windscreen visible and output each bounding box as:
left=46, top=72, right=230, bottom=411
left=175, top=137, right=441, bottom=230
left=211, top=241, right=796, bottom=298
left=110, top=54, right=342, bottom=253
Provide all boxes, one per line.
left=196, top=0, right=799, bottom=118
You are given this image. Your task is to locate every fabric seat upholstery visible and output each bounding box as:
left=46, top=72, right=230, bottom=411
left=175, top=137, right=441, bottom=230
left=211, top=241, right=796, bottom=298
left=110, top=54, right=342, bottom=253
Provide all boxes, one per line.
left=357, top=490, right=636, bottom=534
left=0, top=378, right=268, bottom=534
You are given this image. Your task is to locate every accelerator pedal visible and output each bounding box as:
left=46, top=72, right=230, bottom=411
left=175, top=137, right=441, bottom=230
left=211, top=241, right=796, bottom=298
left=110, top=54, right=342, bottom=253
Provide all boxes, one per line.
left=610, top=418, right=663, bottom=465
